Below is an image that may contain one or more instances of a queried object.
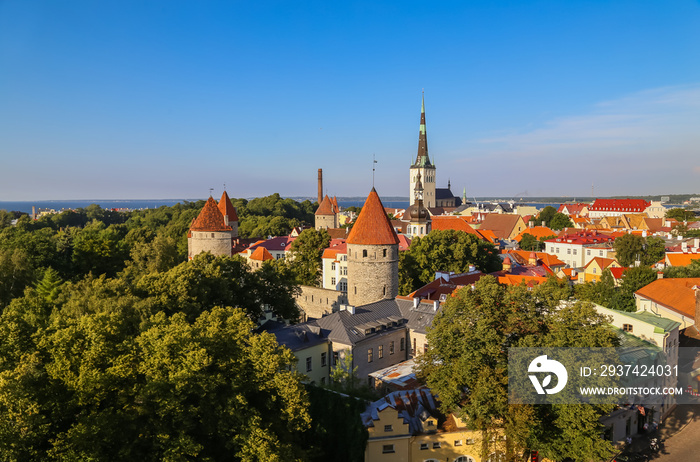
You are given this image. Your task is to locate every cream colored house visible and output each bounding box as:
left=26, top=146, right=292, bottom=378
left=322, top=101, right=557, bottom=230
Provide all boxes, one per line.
left=267, top=324, right=331, bottom=386
left=362, top=389, right=503, bottom=462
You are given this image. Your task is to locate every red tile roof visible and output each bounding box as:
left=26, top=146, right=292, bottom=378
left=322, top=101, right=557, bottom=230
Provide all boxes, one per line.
left=190, top=197, right=232, bottom=232
left=431, top=216, right=484, bottom=238
left=589, top=199, right=650, bottom=212
left=347, top=188, right=400, bottom=245
left=218, top=191, right=239, bottom=222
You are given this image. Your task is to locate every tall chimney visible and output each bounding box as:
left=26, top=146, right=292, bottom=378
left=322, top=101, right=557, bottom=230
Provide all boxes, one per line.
left=317, top=169, right=323, bottom=204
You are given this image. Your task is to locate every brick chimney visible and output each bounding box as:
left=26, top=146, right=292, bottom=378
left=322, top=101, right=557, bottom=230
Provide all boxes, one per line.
left=317, top=169, right=323, bottom=205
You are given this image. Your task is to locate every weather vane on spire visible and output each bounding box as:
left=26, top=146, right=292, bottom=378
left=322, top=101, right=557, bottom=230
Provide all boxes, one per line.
left=209, top=188, right=214, bottom=197
left=372, top=154, right=378, bottom=187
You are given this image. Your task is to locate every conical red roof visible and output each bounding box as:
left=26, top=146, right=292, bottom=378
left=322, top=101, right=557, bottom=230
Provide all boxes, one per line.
left=218, top=191, right=239, bottom=222
left=315, top=195, right=335, bottom=215
left=190, top=197, right=232, bottom=232
left=250, top=246, right=274, bottom=261
left=347, top=188, right=399, bottom=245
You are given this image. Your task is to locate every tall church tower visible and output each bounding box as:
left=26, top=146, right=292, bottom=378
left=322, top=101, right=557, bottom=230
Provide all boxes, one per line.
left=409, top=93, right=436, bottom=208
left=406, top=172, right=431, bottom=238
left=346, top=188, right=399, bottom=306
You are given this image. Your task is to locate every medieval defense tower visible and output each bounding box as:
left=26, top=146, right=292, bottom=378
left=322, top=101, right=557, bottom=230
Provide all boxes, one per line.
left=187, top=193, right=238, bottom=260
left=409, top=93, right=436, bottom=208
left=346, top=188, right=399, bottom=306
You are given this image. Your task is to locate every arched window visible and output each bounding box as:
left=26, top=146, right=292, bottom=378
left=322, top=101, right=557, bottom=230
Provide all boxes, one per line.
left=363, top=250, right=367, bottom=258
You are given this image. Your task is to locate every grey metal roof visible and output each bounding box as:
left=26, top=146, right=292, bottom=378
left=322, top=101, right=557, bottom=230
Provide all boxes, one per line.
left=268, top=323, right=328, bottom=352
left=312, top=299, right=408, bottom=346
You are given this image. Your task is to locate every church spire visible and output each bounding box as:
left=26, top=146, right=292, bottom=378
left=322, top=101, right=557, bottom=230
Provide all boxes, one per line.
left=414, top=92, right=432, bottom=167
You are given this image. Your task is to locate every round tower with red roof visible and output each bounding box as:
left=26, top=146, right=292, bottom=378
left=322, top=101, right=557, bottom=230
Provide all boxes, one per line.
left=346, top=188, right=400, bottom=306
left=187, top=196, right=234, bottom=260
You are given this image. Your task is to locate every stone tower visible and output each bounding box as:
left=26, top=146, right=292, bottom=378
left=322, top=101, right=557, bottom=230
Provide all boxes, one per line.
left=346, top=188, right=399, bottom=306
left=406, top=172, right=431, bottom=238
left=409, top=93, right=436, bottom=208
left=315, top=194, right=339, bottom=230
left=218, top=190, right=239, bottom=238
left=187, top=197, right=234, bottom=260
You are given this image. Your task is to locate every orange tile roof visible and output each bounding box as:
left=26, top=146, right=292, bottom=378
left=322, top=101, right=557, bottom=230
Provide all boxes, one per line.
left=478, top=229, right=499, bottom=243
left=666, top=253, right=700, bottom=267
left=507, top=250, right=566, bottom=268
left=431, top=216, right=483, bottom=237
left=218, top=191, right=239, bottom=222
left=635, top=278, right=700, bottom=319
left=190, top=197, right=232, bottom=232
left=609, top=267, right=629, bottom=279
left=479, top=214, right=523, bottom=239
left=315, top=195, right=336, bottom=215
left=331, top=196, right=340, bottom=213
left=347, top=188, right=399, bottom=245
left=514, top=226, right=556, bottom=241
left=583, top=256, right=618, bottom=270
left=250, top=246, right=274, bottom=261
left=497, top=274, right=549, bottom=286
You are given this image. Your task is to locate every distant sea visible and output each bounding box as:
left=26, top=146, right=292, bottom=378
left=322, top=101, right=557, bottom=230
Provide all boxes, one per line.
left=0, top=199, right=200, bottom=215
left=1, top=199, right=564, bottom=215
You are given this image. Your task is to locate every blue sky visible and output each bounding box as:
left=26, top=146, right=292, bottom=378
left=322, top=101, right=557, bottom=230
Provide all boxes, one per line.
left=1, top=0, right=699, bottom=201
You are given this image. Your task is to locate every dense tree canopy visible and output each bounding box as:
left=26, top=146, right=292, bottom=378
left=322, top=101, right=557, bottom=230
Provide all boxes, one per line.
left=419, top=276, right=617, bottom=462
left=613, top=234, right=666, bottom=267
left=288, top=228, right=331, bottom=286
left=398, top=230, right=502, bottom=295
left=666, top=207, right=696, bottom=221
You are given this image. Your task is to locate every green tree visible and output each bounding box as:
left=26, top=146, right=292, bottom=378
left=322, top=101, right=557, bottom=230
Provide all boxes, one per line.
left=617, top=266, right=657, bottom=311
left=0, top=301, right=311, bottom=461
left=518, top=233, right=543, bottom=251
left=613, top=233, right=663, bottom=267
left=534, top=206, right=557, bottom=227
left=419, top=277, right=617, bottom=462
left=549, top=213, right=573, bottom=231
left=136, top=253, right=300, bottom=322
left=288, top=228, right=331, bottom=286
left=35, top=268, right=63, bottom=302
left=399, top=230, right=502, bottom=294
left=666, top=208, right=695, bottom=221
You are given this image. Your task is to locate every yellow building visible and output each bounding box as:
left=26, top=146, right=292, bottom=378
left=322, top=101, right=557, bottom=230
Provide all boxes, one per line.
left=362, top=389, right=504, bottom=462
left=578, top=257, right=621, bottom=283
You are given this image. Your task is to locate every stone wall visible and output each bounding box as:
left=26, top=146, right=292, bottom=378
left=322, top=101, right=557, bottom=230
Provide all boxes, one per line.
left=296, top=286, right=348, bottom=321
left=315, top=214, right=337, bottom=230
left=187, top=231, right=233, bottom=260
left=346, top=243, right=398, bottom=306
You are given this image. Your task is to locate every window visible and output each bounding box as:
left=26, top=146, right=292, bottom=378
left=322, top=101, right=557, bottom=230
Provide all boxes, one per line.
left=599, top=250, right=604, bottom=256
left=384, top=425, right=393, bottom=432
left=333, top=352, right=339, bottom=365
left=432, top=442, right=441, bottom=449
left=420, top=443, right=428, bottom=450
left=306, top=357, right=312, bottom=372
left=378, top=345, right=383, bottom=359
left=454, top=440, right=463, bottom=446
left=383, top=249, right=387, bottom=257
left=623, top=324, right=633, bottom=332
left=331, top=277, right=336, bottom=285
left=331, top=262, right=336, bottom=270
left=321, top=352, right=327, bottom=367
left=382, top=444, right=395, bottom=454
left=592, top=268, right=597, bottom=274
left=573, top=249, right=577, bottom=255
left=363, top=250, right=367, bottom=258
left=368, top=348, right=373, bottom=363
left=567, top=249, right=571, bottom=255
left=390, top=341, right=395, bottom=355
left=340, top=282, right=347, bottom=292
left=400, top=338, right=405, bottom=351
left=587, top=249, right=591, bottom=255
left=341, top=267, right=347, bottom=275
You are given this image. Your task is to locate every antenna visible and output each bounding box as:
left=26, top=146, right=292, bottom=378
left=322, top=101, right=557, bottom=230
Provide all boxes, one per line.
left=372, top=154, right=378, bottom=187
